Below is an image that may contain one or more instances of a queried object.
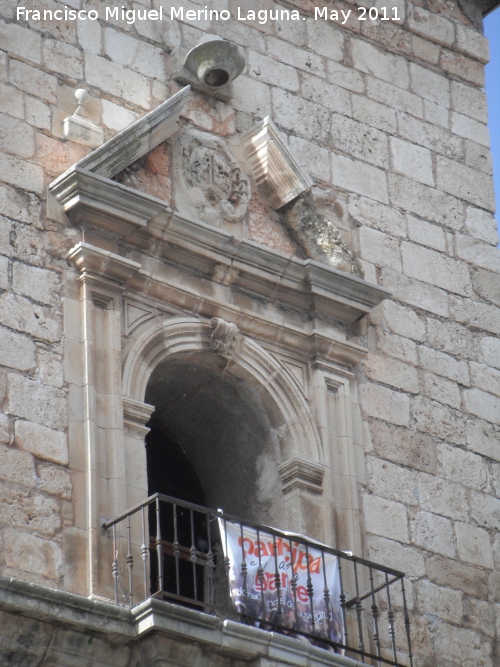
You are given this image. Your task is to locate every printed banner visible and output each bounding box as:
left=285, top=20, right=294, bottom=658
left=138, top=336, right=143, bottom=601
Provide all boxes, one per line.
left=218, top=519, right=344, bottom=650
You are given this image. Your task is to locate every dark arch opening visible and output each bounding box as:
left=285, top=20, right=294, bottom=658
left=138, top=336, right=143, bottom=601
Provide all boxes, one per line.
left=144, top=351, right=285, bottom=607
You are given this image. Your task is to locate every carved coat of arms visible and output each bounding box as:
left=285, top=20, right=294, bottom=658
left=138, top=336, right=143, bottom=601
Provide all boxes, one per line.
left=174, top=129, right=250, bottom=227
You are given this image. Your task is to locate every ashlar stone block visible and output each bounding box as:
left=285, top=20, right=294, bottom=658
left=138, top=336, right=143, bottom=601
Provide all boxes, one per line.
left=480, top=337, right=500, bottom=370
left=451, top=112, right=490, bottom=147
left=14, top=419, right=68, bottom=465
left=388, top=174, right=463, bottom=231
left=366, top=456, right=418, bottom=506
left=437, top=156, right=495, bottom=211
left=406, top=215, right=446, bottom=252
left=363, top=493, right=409, bottom=543
left=411, top=510, right=455, bottom=557
left=381, top=268, right=449, bottom=317
left=421, top=371, right=461, bottom=409
left=470, top=362, right=500, bottom=398
left=0, top=443, right=35, bottom=486
left=451, top=80, right=488, bottom=123
left=450, top=295, right=500, bottom=337
left=410, top=62, right=450, bottom=108
left=426, top=553, right=489, bottom=599
left=390, top=137, right=433, bottom=186
left=413, top=396, right=466, bottom=445
left=12, top=263, right=59, bottom=306
left=359, top=382, right=410, bottom=426
left=363, top=349, right=420, bottom=394
left=467, top=419, right=500, bottom=462
left=471, top=491, right=500, bottom=531
left=373, top=298, right=426, bottom=341
left=9, top=375, right=66, bottom=433
left=368, top=535, right=425, bottom=578
left=434, top=623, right=492, bottom=667
left=465, top=207, right=499, bottom=245
left=0, top=326, right=36, bottom=372
left=455, top=24, right=490, bottom=64
left=3, top=528, right=62, bottom=579
left=401, top=242, right=472, bottom=297
left=331, top=154, right=388, bottom=204
left=0, top=292, right=61, bottom=342
left=418, top=345, right=470, bottom=385
left=376, top=330, right=418, bottom=366
left=301, top=73, right=350, bottom=116
left=415, top=580, right=463, bottom=624
left=331, top=114, right=389, bottom=169
left=85, top=53, right=151, bottom=110
left=369, top=421, right=437, bottom=474
left=0, top=485, right=61, bottom=536
left=438, top=443, right=491, bottom=493
left=455, top=522, right=494, bottom=569
left=417, top=472, right=468, bottom=521
left=351, top=38, right=409, bottom=89
left=358, top=227, right=401, bottom=271
left=407, top=6, right=454, bottom=47
left=348, top=195, right=406, bottom=237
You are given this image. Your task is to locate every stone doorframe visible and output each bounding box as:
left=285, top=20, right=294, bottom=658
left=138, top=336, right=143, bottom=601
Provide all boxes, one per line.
left=51, top=89, right=389, bottom=600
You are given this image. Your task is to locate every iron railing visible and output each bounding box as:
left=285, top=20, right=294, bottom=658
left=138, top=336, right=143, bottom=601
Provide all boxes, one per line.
left=103, top=493, right=413, bottom=667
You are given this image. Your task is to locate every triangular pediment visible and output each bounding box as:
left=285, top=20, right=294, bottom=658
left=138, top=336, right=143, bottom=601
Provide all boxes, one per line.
left=50, top=88, right=363, bottom=278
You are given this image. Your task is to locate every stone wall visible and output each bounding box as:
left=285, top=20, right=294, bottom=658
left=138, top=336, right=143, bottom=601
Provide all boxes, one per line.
left=0, top=1, right=498, bottom=666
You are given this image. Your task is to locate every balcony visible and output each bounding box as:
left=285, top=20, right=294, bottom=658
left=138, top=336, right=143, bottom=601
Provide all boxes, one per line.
left=103, top=494, right=414, bottom=667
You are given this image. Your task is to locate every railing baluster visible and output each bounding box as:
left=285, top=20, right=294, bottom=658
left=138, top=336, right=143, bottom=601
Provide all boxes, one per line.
left=155, top=497, right=163, bottom=594
left=240, top=522, right=248, bottom=616
left=338, top=555, right=348, bottom=649
left=401, top=578, right=413, bottom=667
left=141, top=506, right=148, bottom=601
left=386, top=572, right=397, bottom=664
left=206, top=515, right=215, bottom=611
left=272, top=533, right=282, bottom=617
left=190, top=508, right=198, bottom=601
left=353, top=558, right=365, bottom=662
left=112, top=524, right=119, bottom=604
left=369, top=565, right=381, bottom=665
left=321, top=550, right=332, bottom=642
left=305, top=542, right=315, bottom=635
left=173, top=503, right=180, bottom=597
left=256, top=527, right=266, bottom=621
left=289, top=538, right=299, bottom=633
left=126, top=514, right=134, bottom=608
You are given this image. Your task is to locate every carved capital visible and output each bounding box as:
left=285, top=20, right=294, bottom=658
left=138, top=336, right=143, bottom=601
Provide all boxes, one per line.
left=123, top=397, right=155, bottom=436
left=278, top=458, right=325, bottom=495
left=209, top=317, right=239, bottom=356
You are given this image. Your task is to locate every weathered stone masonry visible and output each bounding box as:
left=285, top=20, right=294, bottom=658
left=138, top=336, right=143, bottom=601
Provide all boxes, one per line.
left=0, top=1, right=499, bottom=666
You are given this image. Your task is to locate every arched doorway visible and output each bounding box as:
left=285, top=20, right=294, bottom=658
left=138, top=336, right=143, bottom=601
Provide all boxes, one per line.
left=145, top=350, right=285, bottom=526
left=143, top=349, right=286, bottom=608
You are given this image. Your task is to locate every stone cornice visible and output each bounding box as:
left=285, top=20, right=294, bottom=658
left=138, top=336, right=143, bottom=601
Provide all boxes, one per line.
left=236, top=116, right=314, bottom=209
left=0, top=576, right=366, bottom=667
left=56, top=86, right=190, bottom=180
left=278, top=458, right=325, bottom=494
left=67, top=242, right=141, bottom=285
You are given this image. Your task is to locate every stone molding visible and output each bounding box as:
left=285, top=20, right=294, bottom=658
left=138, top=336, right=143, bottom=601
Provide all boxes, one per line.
left=123, top=398, right=155, bottom=436
left=0, top=576, right=365, bottom=667
left=67, top=242, right=141, bottom=285
left=237, top=116, right=313, bottom=210
left=62, top=86, right=190, bottom=180
left=278, top=458, right=325, bottom=495
left=121, top=316, right=323, bottom=464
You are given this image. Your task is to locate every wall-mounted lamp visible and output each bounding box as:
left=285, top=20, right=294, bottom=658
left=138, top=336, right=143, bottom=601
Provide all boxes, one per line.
left=172, top=36, right=246, bottom=99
